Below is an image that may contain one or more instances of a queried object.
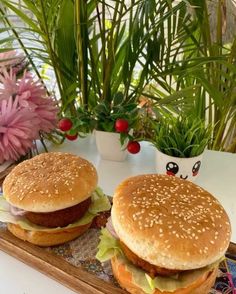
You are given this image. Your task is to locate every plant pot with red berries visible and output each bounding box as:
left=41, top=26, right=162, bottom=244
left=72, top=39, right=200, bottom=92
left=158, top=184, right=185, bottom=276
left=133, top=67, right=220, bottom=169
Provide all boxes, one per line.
left=94, top=101, right=141, bottom=161
left=151, top=114, right=211, bottom=182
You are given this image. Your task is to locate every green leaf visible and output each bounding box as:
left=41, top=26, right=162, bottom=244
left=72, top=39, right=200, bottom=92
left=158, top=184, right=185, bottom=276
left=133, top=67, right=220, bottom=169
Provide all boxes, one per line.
left=113, top=92, right=124, bottom=106
left=96, top=228, right=123, bottom=262
left=152, top=114, right=211, bottom=157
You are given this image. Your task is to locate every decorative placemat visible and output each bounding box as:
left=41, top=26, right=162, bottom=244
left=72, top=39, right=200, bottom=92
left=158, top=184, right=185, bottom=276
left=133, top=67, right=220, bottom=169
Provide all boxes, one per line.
left=211, top=253, right=236, bottom=293
left=46, top=227, right=119, bottom=286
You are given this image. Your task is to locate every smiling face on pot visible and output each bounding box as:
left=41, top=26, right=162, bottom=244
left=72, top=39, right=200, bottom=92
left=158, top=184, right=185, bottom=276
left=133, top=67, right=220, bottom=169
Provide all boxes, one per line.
left=155, top=150, right=203, bottom=182
left=166, top=160, right=201, bottom=180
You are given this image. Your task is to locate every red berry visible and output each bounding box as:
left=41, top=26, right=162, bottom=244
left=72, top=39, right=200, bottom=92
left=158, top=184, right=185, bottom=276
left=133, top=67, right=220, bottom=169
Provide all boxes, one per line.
left=127, top=141, right=140, bottom=154
left=115, top=118, right=129, bottom=133
left=58, top=118, right=73, bottom=131
left=65, top=133, right=78, bottom=141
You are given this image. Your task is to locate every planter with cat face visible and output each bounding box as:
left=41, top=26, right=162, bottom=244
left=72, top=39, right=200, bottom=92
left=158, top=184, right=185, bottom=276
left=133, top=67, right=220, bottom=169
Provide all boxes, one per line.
left=155, top=149, right=203, bottom=182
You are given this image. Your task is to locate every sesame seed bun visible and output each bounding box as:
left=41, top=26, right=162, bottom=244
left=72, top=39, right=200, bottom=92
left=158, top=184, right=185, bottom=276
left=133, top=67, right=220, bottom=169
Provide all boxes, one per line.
left=111, top=254, right=218, bottom=294
left=111, top=174, right=231, bottom=271
left=7, top=222, right=92, bottom=247
left=3, top=152, right=98, bottom=213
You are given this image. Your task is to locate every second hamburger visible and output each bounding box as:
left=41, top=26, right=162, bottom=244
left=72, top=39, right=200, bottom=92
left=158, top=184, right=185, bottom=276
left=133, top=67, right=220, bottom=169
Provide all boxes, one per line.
left=97, top=174, right=231, bottom=294
left=0, top=152, right=111, bottom=246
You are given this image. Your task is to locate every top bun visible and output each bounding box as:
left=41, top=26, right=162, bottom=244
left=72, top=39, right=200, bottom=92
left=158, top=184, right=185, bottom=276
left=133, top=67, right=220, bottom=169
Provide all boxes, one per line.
left=111, top=174, right=231, bottom=270
left=3, top=152, right=98, bottom=213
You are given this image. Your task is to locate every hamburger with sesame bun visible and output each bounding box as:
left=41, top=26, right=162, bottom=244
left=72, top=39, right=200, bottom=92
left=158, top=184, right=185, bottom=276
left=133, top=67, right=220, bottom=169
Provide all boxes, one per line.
left=0, top=152, right=111, bottom=246
left=96, top=174, right=231, bottom=294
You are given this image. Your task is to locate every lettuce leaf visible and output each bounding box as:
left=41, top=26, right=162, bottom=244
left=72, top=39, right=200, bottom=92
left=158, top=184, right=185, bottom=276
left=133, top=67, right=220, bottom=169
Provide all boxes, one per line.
left=89, top=187, right=110, bottom=214
left=96, top=228, right=123, bottom=262
left=0, top=197, right=10, bottom=211
left=134, top=260, right=219, bottom=293
left=96, top=228, right=221, bottom=294
left=96, top=228, right=154, bottom=293
left=0, top=188, right=111, bottom=233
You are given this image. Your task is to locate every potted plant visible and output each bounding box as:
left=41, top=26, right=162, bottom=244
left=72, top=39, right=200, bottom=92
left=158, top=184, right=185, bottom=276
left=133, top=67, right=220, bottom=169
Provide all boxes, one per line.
left=150, top=114, right=211, bottom=182
left=57, top=98, right=141, bottom=161
left=93, top=100, right=141, bottom=161
left=72, top=0, right=153, bottom=160
left=55, top=0, right=161, bottom=160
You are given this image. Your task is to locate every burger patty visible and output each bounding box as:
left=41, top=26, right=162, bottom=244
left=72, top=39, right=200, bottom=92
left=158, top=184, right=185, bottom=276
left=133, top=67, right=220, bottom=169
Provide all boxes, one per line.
left=120, top=241, right=181, bottom=278
left=25, top=197, right=91, bottom=228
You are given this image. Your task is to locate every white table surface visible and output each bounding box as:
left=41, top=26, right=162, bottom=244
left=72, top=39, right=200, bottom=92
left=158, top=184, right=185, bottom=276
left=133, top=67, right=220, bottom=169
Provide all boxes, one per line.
left=0, top=136, right=235, bottom=294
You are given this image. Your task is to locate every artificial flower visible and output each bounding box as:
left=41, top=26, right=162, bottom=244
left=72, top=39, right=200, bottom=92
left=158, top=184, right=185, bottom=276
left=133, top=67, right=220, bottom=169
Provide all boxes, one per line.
left=0, top=97, right=39, bottom=163
left=16, top=72, right=58, bottom=132
left=0, top=69, right=17, bottom=101
left=0, top=68, right=58, bottom=164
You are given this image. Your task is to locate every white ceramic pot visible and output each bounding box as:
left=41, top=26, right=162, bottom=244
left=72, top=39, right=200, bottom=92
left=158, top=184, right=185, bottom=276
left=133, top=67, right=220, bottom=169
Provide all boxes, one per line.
left=155, top=149, right=203, bottom=182
left=95, top=130, right=128, bottom=161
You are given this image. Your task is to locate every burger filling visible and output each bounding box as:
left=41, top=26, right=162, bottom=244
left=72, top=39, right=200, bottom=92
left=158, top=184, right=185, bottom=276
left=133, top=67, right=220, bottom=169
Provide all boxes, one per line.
left=24, top=197, right=91, bottom=228
left=107, top=218, right=181, bottom=277
left=96, top=228, right=221, bottom=294
left=120, top=241, right=181, bottom=278
left=0, top=188, right=111, bottom=232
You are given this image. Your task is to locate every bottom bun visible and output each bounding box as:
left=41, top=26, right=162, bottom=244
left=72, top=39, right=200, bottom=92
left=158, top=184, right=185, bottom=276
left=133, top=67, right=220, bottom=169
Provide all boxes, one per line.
left=7, top=222, right=92, bottom=247
left=111, top=255, right=218, bottom=294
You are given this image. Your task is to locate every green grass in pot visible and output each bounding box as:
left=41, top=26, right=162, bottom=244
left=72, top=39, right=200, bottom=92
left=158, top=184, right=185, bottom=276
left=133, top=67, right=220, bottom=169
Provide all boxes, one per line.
left=152, top=115, right=212, bottom=158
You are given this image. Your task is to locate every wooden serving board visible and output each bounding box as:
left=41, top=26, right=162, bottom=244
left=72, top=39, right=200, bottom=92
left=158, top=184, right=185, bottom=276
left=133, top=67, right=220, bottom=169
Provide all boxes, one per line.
left=0, top=227, right=126, bottom=294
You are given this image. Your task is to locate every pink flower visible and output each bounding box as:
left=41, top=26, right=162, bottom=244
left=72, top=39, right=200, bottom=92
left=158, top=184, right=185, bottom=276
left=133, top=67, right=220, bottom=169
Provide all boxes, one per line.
left=17, top=72, right=46, bottom=108
left=16, top=72, right=58, bottom=132
left=0, top=70, right=58, bottom=132
left=32, top=99, right=58, bottom=133
left=0, top=97, right=39, bottom=164
left=0, top=69, right=58, bottom=163
left=0, top=69, right=17, bottom=101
